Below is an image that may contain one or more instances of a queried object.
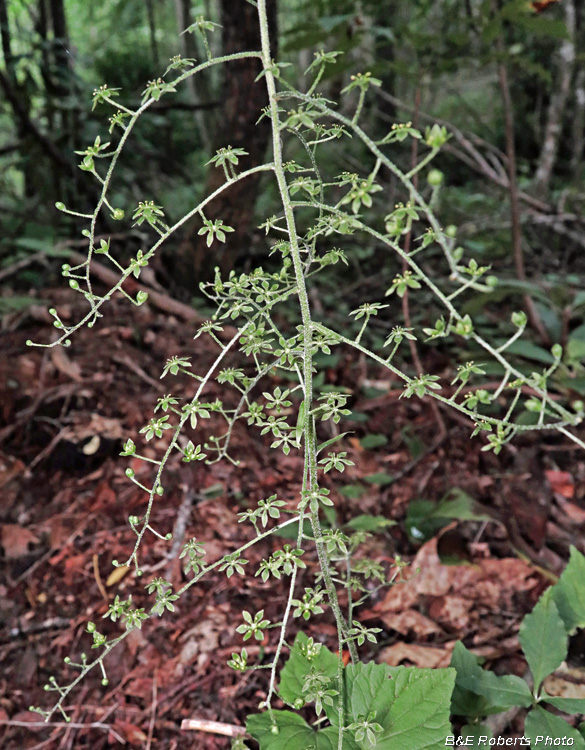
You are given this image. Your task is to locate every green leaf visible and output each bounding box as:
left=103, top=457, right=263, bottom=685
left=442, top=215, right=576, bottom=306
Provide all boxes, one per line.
left=541, top=694, right=585, bottom=714
left=274, top=519, right=313, bottom=540
left=450, top=642, right=532, bottom=718
left=525, top=707, right=585, bottom=750
left=0, top=296, right=38, bottom=314
left=316, top=431, right=352, bottom=455
left=433, top=489, right=492, bottom=523
left=550, top=546, right=585, bottom=634
left=326, top=661, right=393, bottom=728
left=11, top=237, right=66, bottom=256
left=359, top=434, right=388, bottom=449
left=508, top=16, right=570, bottom=40
left=278, top=632, right=338, bottom=705
left=295, top=400, right=306, bottom=444
left=405, top=500, right=450, bottom=544
left=340, top=485, right=367, bottom=499
left=504, top=340, right=555, bottom=365
left=247, top=710, right=353, bottom=750
left=405, top=490, right=492, bottom=545
left=519, top=588, right=567, bottom=692
left=318, top=725, right=360, bottom=749
left=363, top=472, right=394, bottom=486
left=377, top=666, right=456, bottom=749
left=345, top=515, right=396, bottom=532
left=324, top=662, right=455, bottom=749
left=460, top=724, right=493, bottom=749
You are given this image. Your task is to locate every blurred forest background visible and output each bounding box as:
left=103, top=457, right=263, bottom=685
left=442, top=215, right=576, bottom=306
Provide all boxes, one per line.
left=1, top=0, right=584, bottom=376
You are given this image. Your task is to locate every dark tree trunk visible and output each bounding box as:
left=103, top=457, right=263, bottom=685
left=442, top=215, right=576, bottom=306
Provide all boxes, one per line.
left=49, top=0, right=71, bottom=95
left=146, top=0, right=159, bottom=68
left=47, top=0, right=83, bottom=204
left=168, top=0, right=278, bottom=295
left=0, top=0, right=14, bottom=80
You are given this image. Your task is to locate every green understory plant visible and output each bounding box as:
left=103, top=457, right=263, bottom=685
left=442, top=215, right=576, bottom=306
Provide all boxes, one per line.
left=28, top=1, right=585, bottom=747
left=449, top=546, right=585, bottom=749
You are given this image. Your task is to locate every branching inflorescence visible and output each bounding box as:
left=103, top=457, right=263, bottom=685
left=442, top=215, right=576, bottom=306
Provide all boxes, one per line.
left=29, top=0, right=584, bottom=746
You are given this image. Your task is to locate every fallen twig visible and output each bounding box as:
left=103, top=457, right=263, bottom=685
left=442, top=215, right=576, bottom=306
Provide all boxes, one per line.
left=68, top=251, right=205, bottom=325
left=180, top=717, right=246, bottom=737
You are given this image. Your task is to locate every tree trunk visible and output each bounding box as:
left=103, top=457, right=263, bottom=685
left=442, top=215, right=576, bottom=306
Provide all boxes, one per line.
left=570, top=67, right=585, bottom=179
left=173, top=0, right=210, bottom=149
left=0, top=0, right=14, bottom=80
left=146, top=0, right=159, bottom=69
left=168, top=0, right=278, bottom=294
left=533, top=0, right=576, bottom=196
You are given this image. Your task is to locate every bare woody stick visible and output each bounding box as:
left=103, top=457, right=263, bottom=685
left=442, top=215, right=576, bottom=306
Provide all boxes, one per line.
left=180, top=718, right=247, bottom=737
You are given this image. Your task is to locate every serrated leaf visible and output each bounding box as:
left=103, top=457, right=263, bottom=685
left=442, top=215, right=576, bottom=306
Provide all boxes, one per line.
left=325, top=662, right=394, bottom=729
left=525, top=706, right=585, bottom=750
left=324, top=662, right=455, bottom=750
left=377, top=666, right=456, bottom=749
left=278, top=632, right=338, bottom=705
left=450, top=642, right=532, bottom=718
left=550, top=546, right=585, bottom=634
left=519, top=589, right=567, bottom=692
left=247, top=710, right=354, bottom=750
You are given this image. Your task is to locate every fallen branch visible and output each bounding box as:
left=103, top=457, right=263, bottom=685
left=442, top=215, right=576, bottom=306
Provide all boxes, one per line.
left=68, top=251, right=205, bottom=325
left=180, top=717, right=246, bottom=737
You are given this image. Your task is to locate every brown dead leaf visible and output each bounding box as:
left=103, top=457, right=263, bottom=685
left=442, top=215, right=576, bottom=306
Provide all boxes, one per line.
left=1, top=524, right=39, bottom=559
left=92, top=480, right=116, bottom=510
left=374, top=609, right=443, bottom=637
left=125, top=627, right=147, bottom=657
left=50, top=346, right=83, bottom=382
left=367, top=538, right=536, bottom=636
left=41, top=516, right=76, bottom=550
left=106, top=565, right=130, bottom=587
left=63, top=554, right=85, bottom=586
left=113, top=721, right=148, bottom=746
left=427, top=595, right=473, bottom=632
left=367, top=578, right=419, bottom=615
left=410, top=539, right=479, bottom=596
left=178, top=609, right=227, bottom=671
left=378, top=642, right=453, bottom=668
left=546, top=470, right=574, bottom=498
left=10, top=711, right=46, bottom=733
left=124, top=677, right=154, bottom=701
left=543, top=673, right=585, bottom=699
left=555, top=494, right=585, bottom=525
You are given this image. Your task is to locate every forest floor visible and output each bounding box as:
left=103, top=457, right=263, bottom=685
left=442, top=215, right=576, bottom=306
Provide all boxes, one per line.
left=1, top=284, right=585, bottom=750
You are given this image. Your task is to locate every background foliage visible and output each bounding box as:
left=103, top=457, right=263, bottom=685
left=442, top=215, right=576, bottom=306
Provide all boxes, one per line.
left=2, top=0, right=585, bottom=355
